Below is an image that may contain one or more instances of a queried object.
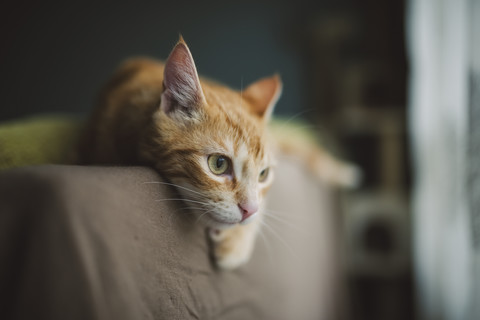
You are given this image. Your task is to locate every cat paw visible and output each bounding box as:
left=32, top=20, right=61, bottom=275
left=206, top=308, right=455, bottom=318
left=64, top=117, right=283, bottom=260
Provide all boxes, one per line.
left=215, top=248, right=251, bottom=270
left=209, top=228, right=254, bottom=270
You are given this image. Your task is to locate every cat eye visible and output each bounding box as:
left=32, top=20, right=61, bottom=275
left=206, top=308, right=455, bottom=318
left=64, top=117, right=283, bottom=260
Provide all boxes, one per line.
left=208, top=154, right=230, bottom=175
left=259, top=168, right=269, bottom=182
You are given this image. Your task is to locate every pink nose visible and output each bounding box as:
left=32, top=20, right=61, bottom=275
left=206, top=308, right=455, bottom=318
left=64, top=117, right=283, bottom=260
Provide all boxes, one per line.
left=238, top=202, right=259, bottom=221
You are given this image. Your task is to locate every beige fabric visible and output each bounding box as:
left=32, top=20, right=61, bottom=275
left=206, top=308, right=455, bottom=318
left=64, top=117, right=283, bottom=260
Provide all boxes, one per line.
left=0, top=158, right=342, bottom=319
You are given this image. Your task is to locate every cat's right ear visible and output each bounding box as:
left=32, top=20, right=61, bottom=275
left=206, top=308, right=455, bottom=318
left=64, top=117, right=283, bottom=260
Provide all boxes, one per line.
left=243, top=74, right=282, bottom=122
left=160, top=37, right=206, bottom=116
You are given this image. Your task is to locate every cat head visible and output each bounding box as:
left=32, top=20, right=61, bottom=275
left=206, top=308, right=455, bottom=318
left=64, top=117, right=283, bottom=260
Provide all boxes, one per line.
left=144, top=37, right=282, bottom=229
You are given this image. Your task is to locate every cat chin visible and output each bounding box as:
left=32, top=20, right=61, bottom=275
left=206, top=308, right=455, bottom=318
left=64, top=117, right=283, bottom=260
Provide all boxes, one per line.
left=203, top=214, right=258, bottom=230
left=200, top=215, right=241, bottom=230
left=206, top=219, right=239, bottom=230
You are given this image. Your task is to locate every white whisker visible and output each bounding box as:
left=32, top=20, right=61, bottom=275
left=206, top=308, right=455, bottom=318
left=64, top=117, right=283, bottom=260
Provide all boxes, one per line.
left=263, top=211, right=306, bottom=233
left=173, top=205, right=204, bottom=213
left=259, top=219, right=298, bottom=260
left=155, top=198, right=210, bottom=206
left=264, top=208, right=310, bottom=225
left=257, top=225, right=274, bottom=266
left=280, top=108, right=316, bottom=126
left=143, top=181, right=205, bottom=197
left=195, top=208, right=216, bottom=224
left=265, top=214, right=313, bottom=239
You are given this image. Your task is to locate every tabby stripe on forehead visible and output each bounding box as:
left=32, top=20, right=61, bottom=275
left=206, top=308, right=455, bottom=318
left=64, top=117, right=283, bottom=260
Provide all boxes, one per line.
left=250, top=135, right=263, bottom=159
left=222, top=114, right=245, bottom=154
left=215, top=138, right=227, bottom=151
left=224, top=115, right=245, bottom=139
left=242, top=161, right=250, bottom=178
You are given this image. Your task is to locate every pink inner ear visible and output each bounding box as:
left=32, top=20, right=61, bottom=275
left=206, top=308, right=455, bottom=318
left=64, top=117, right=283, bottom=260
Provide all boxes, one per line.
left=243, top=75, right=282, bottom=120
left=161, top=41, right=205, bottom=114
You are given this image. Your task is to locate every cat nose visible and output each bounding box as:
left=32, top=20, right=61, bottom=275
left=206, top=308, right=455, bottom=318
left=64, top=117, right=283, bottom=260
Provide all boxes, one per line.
left=238, top=202, right=259, bottom=221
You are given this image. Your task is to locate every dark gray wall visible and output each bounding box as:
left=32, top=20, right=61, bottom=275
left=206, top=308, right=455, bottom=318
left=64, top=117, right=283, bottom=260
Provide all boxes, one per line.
left=0, top=0, right=332, bottom=121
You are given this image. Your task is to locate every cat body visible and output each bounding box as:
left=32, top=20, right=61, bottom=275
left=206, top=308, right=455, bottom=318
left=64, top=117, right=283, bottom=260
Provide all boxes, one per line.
left=80, top=38, right=280, bottom=269
left=80, top=37, right=359, bottom=270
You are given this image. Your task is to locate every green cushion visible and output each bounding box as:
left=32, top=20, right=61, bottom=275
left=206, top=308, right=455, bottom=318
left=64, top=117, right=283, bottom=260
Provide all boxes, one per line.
left=0, top=115, right=82, bottom=170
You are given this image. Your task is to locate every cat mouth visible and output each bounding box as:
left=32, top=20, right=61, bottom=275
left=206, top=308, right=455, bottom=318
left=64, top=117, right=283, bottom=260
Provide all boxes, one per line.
left=189, top=206, right=240, bottom=227
left=206, top=214, right=239, bottom=227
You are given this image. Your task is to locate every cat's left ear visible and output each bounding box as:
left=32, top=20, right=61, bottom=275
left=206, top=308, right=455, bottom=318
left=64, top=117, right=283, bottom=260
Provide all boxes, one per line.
left=243, top=74, right=282, bottom=122
left=160, top=37, right=206, bottom=116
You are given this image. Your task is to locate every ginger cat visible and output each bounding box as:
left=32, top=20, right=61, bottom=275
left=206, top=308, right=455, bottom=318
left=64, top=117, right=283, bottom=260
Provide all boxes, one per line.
left=80, top=37, right=358, bottom=270
left=80, top=37, right=280, bottom=270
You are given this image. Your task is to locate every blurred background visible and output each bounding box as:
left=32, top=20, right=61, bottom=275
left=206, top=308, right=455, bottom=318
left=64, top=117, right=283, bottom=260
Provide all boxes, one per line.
left=1, top=0, right=478, bottom=319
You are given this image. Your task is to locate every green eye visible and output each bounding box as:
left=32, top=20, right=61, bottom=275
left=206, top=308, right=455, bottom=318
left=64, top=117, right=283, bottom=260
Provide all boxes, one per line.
left=208, top=154, right=230, bottom=175
left=259, top=168, right=269, bottom=182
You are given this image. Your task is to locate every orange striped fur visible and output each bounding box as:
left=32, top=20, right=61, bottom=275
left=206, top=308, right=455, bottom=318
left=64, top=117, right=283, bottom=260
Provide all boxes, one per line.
left=80, top=37, right=281, bottom=269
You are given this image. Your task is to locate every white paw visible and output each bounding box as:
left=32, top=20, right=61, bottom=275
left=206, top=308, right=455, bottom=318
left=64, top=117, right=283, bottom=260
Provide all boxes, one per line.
left=215, top=249, right=251, bottom=270
left=208, top=228, right=255, bottom=270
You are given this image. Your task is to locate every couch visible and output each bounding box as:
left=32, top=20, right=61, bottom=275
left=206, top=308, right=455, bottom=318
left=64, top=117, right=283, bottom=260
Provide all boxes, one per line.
left=0, top=117, right=344, bottom=319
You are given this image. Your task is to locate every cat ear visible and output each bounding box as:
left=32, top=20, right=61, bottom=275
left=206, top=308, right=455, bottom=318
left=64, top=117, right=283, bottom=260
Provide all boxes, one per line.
left=160, top=37, right=206, bottom=115
left=243, top=74, right=282, bottom=121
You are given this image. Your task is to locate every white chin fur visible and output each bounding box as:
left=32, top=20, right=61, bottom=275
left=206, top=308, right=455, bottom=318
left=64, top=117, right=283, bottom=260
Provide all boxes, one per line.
left=200, top=212, right=259, bottom=230
left=199, top=214, right=240, bottom=230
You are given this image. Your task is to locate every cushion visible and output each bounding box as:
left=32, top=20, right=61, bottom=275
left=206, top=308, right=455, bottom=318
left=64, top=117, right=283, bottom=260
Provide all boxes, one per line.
left=0, top=115, right=81, bottom=170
